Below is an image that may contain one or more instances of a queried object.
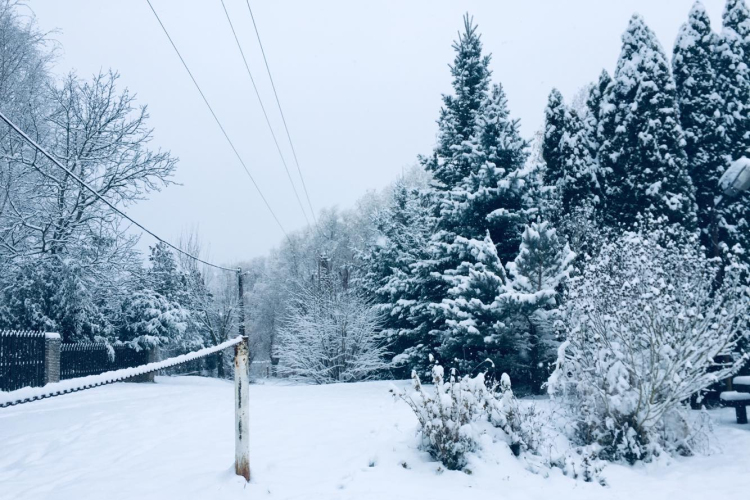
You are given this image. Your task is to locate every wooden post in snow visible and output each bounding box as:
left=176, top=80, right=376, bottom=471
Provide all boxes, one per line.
left=234, top=335, right=250, bottom=481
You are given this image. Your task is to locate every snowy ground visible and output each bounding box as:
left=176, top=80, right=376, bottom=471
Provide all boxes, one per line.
left=1, top=376, right=749, bottom=500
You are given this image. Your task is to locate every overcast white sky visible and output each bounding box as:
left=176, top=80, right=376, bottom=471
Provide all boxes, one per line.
left=29, top=0, right=726, bottom=264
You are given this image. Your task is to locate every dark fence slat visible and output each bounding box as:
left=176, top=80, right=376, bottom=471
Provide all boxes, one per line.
left=60, top=344, right=149, bottom=380
left=0, top=331, right=46, bottom=392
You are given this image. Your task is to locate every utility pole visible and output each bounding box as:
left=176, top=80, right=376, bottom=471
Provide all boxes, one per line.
left=237, top=268, right=246, bottom=337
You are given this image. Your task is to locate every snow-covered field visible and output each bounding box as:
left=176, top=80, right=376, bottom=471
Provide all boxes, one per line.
left=1, top=376, right=749, bottom=500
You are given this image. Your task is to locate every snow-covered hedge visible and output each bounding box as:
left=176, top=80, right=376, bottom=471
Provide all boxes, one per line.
left=548, top=226, right=749, bottom=463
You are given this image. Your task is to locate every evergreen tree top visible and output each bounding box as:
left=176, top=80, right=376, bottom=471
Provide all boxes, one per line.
left=443, top=13, right=492, bottom=141
left=723, top=0, right=750, bottom=37
left=449, top=14, right=492, bottom=106
left=673, top=3, right=716, bottom=89
left=675, top=2, right=713, bottom=51
left=587, top=70, right=611, bottom=114
left=584, top=70, right=611, bottom=145
left=599, top=14, right=696, bottom=229
left=424, top=13, right=492, bottom=188
left=617, top=15, right=673, bottom=92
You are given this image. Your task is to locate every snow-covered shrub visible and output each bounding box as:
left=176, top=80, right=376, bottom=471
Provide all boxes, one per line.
left=395, top=364, right=484, bottom=469
left=548, top=225, right=749, bottom=463
left=487, top=374, right=544, bottom=456
left=276, top=282, right=388, bottom=384
left=394, top=361, right=533, bottom=469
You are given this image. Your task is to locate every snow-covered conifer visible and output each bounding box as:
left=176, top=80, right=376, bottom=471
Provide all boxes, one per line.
left=598, top=15, right=697, bottom=230
left=584, top=70, right=612, bottom=153
left=505, top=221, right=575, bottom=392
left=673, top=3, right=726, bottom=252
left=542, top=90, right=600, bottom=216
left=421, top=14, right=491, bottom=188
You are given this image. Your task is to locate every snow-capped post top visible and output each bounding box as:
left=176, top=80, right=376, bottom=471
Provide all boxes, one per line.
left=720, top=157, right=750, bottom=197
left=44, top=332, right=61, bottom=340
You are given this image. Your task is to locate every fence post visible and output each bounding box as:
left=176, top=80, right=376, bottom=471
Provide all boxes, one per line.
left=234, top=336, right=250, bottom=481
left=127, top=347, right=158, bottom=383
left=44, top=333, right=61, bottom=385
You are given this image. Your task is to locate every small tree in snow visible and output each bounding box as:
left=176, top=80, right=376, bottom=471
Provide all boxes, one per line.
left=276, top=277, right=387, bottom=384
left=506, top=220, right=575, bottom=392
left=548, top=223, right=749, bottom=462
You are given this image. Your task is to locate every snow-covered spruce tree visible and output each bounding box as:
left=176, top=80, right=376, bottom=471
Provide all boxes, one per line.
left=598, top=15, right=697, bottom=231
left=0, top=256, right=113, bottom=343
left=114, top=243, right=193, bottom=350
left=542, top=89, right=600, bottom=217
left=548, top=222, right=749, bottom=463
left=147, top=242, right=191, bottom=306
left=276, top=267, right=387, bottom=384
left=387, top=16, right=513, bottom=377
left=425, top=81, right=531, bottom=380
left=421, top=14, right=491, bottom=189
left=505, top=221, right=575, bottom=393
left=390, top=17, right=533, bottom=380
left=542, top=90, right=567, bottom=194
left=716, top=1, right=750, bottom=159
left=673, top=3, right=727, bottom=255
left=359, top=179, right=435, bottom=378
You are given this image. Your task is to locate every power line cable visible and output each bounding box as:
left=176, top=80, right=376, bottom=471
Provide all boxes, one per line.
left=0, top=109, right=237, bottom=272
left=146, top=0, right=289, bottom=241
left=245, top=1, right=318, bottom=227
left=220, top=0, right=310, bottom=227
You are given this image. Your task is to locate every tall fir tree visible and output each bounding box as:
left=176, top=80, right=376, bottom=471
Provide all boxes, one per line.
left=542, top=90, right=567, bottom=192
left=598, top=15, right=697, bottom=230
left=673, top=2, right=726, bottom=254
left=541, top=89, right=600, bottom=216
left=390, top=18, right=531, bottom=379
left=421, top=14, right=491, bottom=189
left=419, top=84, right=530, bottom=377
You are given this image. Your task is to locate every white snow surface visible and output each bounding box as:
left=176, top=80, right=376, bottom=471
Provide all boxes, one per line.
left=2, top=377, right=750, bottom=499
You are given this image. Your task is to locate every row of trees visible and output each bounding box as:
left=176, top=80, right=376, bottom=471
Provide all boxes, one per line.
left=0, top=1, right=241, bottom=373
left=269, top=1, right=750, bottom=404
left=0, top=0, right=747, bottom=424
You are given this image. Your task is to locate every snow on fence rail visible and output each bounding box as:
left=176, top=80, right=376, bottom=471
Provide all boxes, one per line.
left=0, top=336, right=244, bottom=408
